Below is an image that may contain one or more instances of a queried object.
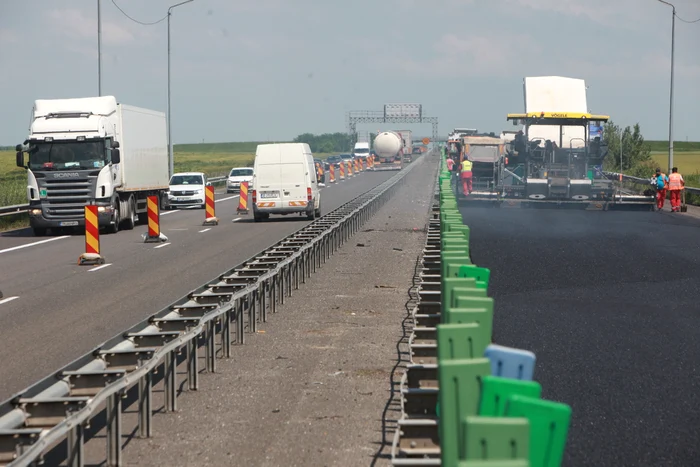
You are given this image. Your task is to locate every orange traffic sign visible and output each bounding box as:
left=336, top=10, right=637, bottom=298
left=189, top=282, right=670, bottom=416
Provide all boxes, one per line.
left=422, top=137, right=430, bottom=145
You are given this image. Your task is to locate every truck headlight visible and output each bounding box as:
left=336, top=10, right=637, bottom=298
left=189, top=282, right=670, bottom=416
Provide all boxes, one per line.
left=97, top=206, right=107, bottom=213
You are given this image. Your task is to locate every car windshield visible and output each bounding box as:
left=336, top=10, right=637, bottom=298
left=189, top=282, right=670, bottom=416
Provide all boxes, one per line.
left=340, top=154, right=352, bottom=160
left=229, top=168, right=253, bottom=177
left=27, top=140, right=108, bottom=171
left=327, top=156, right=342, bottom=163
left=170, top=174, right=203, bottom=185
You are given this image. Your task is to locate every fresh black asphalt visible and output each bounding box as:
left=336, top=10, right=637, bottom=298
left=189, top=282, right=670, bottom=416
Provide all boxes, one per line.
left=462, top=205, right=700, bottom=466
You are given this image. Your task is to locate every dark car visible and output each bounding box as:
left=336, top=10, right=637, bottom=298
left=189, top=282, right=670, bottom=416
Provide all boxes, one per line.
left=325, top=155, right=343, bottom=170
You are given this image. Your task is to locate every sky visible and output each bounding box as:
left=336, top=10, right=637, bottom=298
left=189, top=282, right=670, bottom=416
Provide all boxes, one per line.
left=0, top=0, right=699, bottom=145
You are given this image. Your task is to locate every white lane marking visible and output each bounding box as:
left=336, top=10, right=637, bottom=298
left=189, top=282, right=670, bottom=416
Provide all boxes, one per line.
left=0, top=296, right=19, bottom=305
left=232, top=217, right=242, bottom=222
left=154, top=242, right=171, bottom=249
left=215, top=195, right=239, bottom=203
left=198, top=228, right=211, bottom=233
left=0, top=235, right=71, bottom=255
left=161, top=210, right=180, bottom=216
left=88, top=263, right=112, bottom=272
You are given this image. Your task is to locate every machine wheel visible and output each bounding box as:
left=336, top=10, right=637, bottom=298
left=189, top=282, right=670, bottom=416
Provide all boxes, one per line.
left=32, top=227, right=47, bottom=237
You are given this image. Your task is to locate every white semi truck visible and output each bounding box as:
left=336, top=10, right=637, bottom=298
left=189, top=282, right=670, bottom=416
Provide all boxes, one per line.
left=15, top=96, right=170, bottom=236
left=372, top=131, right=404, bottom=171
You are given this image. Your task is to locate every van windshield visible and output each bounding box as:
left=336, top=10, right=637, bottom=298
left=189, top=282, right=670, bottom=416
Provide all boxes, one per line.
left=354, top=148, right=369, bottom=154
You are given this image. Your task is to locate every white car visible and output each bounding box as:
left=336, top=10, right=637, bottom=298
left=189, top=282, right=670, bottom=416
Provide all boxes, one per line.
left=167, top=172, right=209, bottom=209
left=226, top=167, right=254, bottom=193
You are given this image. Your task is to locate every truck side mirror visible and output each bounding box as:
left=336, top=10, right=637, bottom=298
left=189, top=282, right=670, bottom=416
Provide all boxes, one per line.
left=16, top=150, right=24, bottom=168
left=112, top=148, right=121, bottom=164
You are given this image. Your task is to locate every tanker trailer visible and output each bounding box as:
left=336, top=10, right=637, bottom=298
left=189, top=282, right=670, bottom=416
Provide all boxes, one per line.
left=372, top=131, right=404, bottom=171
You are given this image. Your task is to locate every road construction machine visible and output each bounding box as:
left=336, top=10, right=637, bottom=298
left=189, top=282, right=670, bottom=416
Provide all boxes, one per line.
left=455, top=112, right=655, bottom=209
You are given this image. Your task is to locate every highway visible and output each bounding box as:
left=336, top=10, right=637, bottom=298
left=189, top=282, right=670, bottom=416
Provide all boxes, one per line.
left=462, top=205, right=700, bottom=466
left=0, top=172, right=395, bottom=400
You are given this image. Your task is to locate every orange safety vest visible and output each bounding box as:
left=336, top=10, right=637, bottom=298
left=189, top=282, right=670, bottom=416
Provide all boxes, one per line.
left=668, top=172, right=683, bottom=190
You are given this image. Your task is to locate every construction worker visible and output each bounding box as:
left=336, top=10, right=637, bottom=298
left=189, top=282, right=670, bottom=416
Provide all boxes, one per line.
left=653, top=168, right=669, bottom=211
left=460, top=156, right=473, bottom=195
left=668, top=167, right=685, bottom=212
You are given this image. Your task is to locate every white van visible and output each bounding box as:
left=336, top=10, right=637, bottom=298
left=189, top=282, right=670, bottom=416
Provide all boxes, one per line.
left=353, top=141, right=370, bottom=159
left=251, top=143, right=321, bottom=222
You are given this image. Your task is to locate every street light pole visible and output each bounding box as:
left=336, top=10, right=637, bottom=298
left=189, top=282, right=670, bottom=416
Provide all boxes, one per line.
left=657, top=0, right=676, bottom=172
left=620, top=126, right=623, bottom=174
left=97, top=0, right=103, bottom=96
left=167, top=0, right=194, bottom=179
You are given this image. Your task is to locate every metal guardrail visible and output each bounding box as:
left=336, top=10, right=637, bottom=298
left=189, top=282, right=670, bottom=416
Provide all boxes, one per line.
left=0, top=162, right=419, bottom=467
left=0, top=177, right=228, bottom=218
left=603, top=171, right=700, bottom=195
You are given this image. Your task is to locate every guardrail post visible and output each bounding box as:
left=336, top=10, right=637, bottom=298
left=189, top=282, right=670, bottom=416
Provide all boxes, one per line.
left=248, top=292, right=257, bottom=333
left=106, top=392, right=122, bottom=467
left=67, top=422, right=85, bottom=467
left=138, top=371, right=152, bottom=438
left=206, top=321, right=216, bottom=373
left=223, top=308, right=232, bottom=357
left=164, top=350, right=177, bottom=412
left=236, top=298, right=245, bottom=344
left=261, top=280, right=268, bottom=322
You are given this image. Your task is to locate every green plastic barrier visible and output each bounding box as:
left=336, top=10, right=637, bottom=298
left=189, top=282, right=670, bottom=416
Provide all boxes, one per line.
left=458, top=265, right=490, bottom=287
left=462, top=416, right=530, bottom=462
left=443, top=307, right=494, bottom=340
left=438, top=358, right=492, bottom=467
left=437, top=323, right=489, bottom=361
left=442, top=257, right=473, bottom=278
left=504, top=396, right=572, bottom=467
left=478, top=376, right=542, bottom=417
left=458, top=460, right=530, bottom=467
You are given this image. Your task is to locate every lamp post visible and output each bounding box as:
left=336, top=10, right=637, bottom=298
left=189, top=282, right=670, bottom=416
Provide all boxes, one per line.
left=97, top=0, right=102, bottom=96
left=657, top=0, right=676, bottom=172
left=167, top=0, right=194, bottom=178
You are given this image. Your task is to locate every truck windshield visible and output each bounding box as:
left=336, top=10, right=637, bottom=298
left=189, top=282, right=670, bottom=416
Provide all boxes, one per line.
left=28, top=140, right=107, bottom=170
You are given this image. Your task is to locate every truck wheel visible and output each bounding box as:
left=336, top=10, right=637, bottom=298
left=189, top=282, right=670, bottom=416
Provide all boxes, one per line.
left=306, top=209, right=315, bottom=220
left=106, top=205, right=119, bottom=234
left=123, top=197, right=136, bottom=230
left=32, top=227, right=47, bottom=237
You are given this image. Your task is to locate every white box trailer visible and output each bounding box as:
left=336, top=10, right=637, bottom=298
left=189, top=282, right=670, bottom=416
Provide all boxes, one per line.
left=16, top=96, right=169, bottom=236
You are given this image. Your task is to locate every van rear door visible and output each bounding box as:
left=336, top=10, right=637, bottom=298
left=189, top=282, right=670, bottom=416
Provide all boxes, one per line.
left=280, top=162, right=308, bottom=204
left=255, top=163, right=282, bottom=201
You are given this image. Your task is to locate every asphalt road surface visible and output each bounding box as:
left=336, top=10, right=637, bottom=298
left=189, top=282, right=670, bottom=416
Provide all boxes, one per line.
left=462, top=204, right=700, bottom=467
left=0, top=172, right=395, bottom=400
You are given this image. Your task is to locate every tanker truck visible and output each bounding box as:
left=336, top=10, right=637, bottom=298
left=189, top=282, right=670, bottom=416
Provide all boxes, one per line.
left=371, top=131, right=404, bottom=171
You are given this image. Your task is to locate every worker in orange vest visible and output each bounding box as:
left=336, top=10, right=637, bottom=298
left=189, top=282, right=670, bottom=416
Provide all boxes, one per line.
left=668, top=167, right=685, bottom=212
